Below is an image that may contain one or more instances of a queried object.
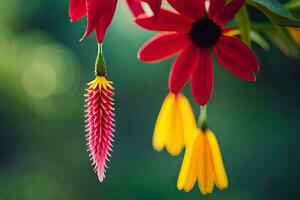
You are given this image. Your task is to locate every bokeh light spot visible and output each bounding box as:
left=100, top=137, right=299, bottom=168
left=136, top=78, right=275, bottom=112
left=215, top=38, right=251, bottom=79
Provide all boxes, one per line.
left=22, top=62, right=57, bottom=99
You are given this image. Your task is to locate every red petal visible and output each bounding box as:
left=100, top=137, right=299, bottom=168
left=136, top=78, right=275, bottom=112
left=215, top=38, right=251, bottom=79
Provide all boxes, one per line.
left=217, top=36, right=260, bottom=72
left=69, top=0, right=86, bottom=22
left=213, top=0, right=245, bottom=25
left=126, top=0, right=144, bottom=17
left=169, top=44, right=199, bottom=94
left=138, top=33, right=190, bottom=62
left=81, top=0, right=117, bottom=42
left=191, top=48, right=214, bottom=106
left=142, top=0, right=162, bottom=15
left=94, top=2, right=118, bottom=43
left=208, top=0, right=225, bottom=19
left=135, top=9, right=192, bottom=32
left=167, top=0, right=206, bottom=20
left=214, top=37, right=257, bottom=82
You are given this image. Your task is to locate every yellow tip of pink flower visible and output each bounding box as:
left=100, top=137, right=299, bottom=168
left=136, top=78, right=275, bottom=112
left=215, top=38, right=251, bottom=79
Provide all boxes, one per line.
left=152, top=92, right=197, bottom=156
left=177, top=129, right=228, bottom=194
left=88, top=76, right=114, bottom=91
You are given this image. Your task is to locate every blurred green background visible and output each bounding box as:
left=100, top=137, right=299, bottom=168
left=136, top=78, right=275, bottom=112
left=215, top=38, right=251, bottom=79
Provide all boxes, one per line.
left=1, top=0, right=300, bottom=199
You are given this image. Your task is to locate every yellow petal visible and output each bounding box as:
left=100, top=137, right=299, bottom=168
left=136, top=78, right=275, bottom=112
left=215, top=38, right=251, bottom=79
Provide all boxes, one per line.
left=152, top=93, right=175, bottom=152
left=165, top=97, right=185, bottom=156
left=90, top=79, right=98, bottom=89
left=177, top=129, right=199, bottom=190
left=197, top=132, right=207, bottom=195
left=288, top=27, right=300, bottom=46
left=177, top=93, right=197, bottom=144
left=223, top=29, right=241, bottom=36
left=101, top=79, right=107, bottom=90
left=206, top=130, right=228, bottom=190
left=183, top=133, right=201, bottom=192
left=205, top=138, right=215, bottom=194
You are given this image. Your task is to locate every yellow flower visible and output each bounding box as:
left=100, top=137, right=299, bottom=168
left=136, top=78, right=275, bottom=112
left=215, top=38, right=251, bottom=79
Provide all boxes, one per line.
left=287, top=27, right=300, bottom=46
left=153, top=92, right=197, bottom=156
left=177, top=128, right=228, bottom=194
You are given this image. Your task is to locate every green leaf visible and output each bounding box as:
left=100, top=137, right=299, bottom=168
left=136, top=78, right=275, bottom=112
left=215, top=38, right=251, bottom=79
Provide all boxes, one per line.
left=236, top=5, right=251, bottom=46
left=285, top=0, right=300, bottom=18
left=250, top=31, right=270, bottom=51
left=285, top=0, right=300, bottom=11
left=247, top=0, right=300, bottom=27
left=263, top=25, right=300, bottom=58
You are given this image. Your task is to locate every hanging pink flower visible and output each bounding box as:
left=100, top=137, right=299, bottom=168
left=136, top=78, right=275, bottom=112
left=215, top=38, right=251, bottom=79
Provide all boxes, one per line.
left=85, top=76, right=115, bottom=182
left=135, top=0, right=260, bottom=105
left=69, top=0, right=118, bottom=43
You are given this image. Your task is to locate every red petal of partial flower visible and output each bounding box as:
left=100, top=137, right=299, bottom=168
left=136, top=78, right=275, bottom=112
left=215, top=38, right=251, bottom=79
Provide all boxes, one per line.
left=214, top=37, right=257, bottom=82
left=169, top=44, right=199, bottom=94
left=69, top=0, right=86, bottom=22
left=167, top=0, right=206, bottom=20
left=142, top=0, right=162, bottom=16
left=94, top=2, right=118, bottom=43
left=208, top=0, right=225, bottom=19
left=191, top=48, right=214, bottom=106
left=126, top=0, right=145, bottom=17
left=135, top=9, right=193, bottom=32
left=217, top=36, right=260, bottom=72
left=213, top=0, right=245, bottom=25
left=81, top=0, right=117, bottom=43
left=138, top=33, right=190, bottom=62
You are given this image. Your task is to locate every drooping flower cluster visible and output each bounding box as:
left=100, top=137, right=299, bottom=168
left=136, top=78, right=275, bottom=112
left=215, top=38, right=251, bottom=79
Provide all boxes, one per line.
left=154, top=92, right=229, bottom=194
left=153, top=93, right=197, bottom=156
left=177, top=128, right=228, bottom=194
left=85, top=76, right=115, bottom=182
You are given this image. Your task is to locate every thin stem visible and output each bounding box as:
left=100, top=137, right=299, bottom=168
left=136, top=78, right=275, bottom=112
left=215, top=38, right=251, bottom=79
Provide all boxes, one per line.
left=198, top=105, right=208, bottom=130
left=236, top=5, right=251, bottom=46
left=95, top=43, right=106, bottom=76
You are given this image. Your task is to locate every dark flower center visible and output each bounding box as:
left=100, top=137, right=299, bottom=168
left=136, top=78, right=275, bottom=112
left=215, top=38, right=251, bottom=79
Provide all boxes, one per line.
left=190, top=18, right=221, bottom=48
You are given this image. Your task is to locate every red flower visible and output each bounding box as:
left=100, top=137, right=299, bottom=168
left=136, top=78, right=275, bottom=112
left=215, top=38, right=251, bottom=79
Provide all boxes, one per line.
left=126, top=0, right=144, bottom=17
left=85, top=76, right=115, bottom=182
left=126, top=0, right=161, bottom=16
left=69, top=0, right=118, bottom=43
left=136, top=0, right=260, bottom=105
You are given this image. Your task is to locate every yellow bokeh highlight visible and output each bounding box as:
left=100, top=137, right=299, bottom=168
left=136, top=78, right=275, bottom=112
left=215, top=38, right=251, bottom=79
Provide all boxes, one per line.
left=22, top=63, right=57, bottom=99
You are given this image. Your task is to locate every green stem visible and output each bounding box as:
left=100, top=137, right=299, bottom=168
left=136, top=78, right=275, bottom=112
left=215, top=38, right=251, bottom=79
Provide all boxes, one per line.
left=95, top=44, right=106, bottom=76
left=198, top=105, right=208, bottom=130
left=236, top=5, right=251, bottom=46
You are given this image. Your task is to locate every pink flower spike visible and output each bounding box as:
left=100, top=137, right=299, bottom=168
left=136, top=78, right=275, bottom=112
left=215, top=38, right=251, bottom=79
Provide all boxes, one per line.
left=85, top=76, right=115, bottom=182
